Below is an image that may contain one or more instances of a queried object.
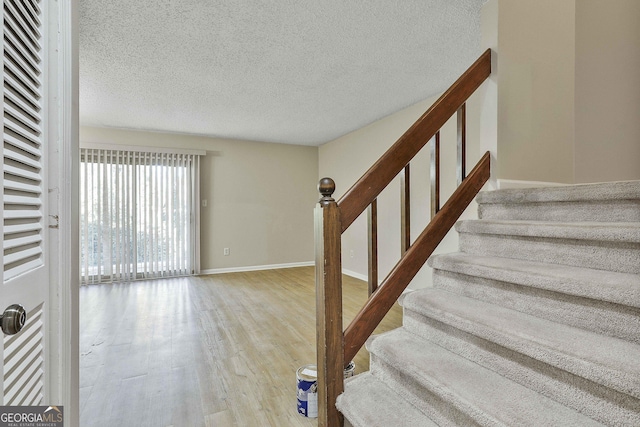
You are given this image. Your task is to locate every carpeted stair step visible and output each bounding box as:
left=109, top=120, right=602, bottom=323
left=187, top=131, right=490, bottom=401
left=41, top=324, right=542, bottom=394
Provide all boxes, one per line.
left=365, top=329, right=603, bottom=426
left=429, top=253, right=640, bottom=309
left=428, top=253, right=640, bottom=344
left=403, top=288, right=640, bottom=397
left=337, top=372, right=439, bottom=427
left=402, top=289, right=640, bottom=425
left=456, top=219, right=640, bottom=274
left=477, top=181, right=640, bottom=222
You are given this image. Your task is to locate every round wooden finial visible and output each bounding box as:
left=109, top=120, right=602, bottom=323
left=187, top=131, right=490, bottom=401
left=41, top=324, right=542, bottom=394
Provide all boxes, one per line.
left=318, top=177, right=335, bottom=203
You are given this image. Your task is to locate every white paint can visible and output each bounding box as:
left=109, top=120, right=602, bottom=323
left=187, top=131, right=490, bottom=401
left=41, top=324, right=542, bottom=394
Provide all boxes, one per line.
left=296, top=364, right=318, bottom=418
left=296, top=361, right=356, bottom=418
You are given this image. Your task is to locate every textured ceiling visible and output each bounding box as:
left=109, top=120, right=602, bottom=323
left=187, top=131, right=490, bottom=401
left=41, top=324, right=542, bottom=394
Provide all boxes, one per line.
left=79, top=1, right=486, bottom=146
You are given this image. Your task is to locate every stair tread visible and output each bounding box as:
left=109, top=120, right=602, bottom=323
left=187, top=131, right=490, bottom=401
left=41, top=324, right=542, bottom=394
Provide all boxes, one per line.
left=369, top=329, right=603, bottom=426
left=456, top=219, right=640, bottom=242
left=428, top=252, right=640, bottom=309
left=477, top=180, right=640, bottom=204
left=403, top=288, right=640, bottom=398
left=337, top=372, right=438, bottom=427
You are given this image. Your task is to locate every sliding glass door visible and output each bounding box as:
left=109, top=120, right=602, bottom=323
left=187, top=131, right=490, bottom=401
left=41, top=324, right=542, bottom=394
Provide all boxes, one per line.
left=80, top=148, right=200, bottom=284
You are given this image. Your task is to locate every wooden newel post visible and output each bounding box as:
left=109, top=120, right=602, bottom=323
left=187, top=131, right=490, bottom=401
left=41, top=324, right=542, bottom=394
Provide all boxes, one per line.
left=315, top=177, right=344, bottom=427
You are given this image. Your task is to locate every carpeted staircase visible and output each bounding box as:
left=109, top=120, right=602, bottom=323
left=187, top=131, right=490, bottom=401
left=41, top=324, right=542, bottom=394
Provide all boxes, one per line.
left=336, top=181, right=640, bottom=426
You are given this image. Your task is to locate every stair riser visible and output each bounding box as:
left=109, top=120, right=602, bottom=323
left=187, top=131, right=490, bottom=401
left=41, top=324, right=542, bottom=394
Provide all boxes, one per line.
left=369, top=355, right=483, bottom=427
left=433, top=269, right=640, bottom=344
left=459, top=233, right=640, bottom=274
left=403, top=311, right=640, bottom=426
left=478, top=200, right=640, bottom=222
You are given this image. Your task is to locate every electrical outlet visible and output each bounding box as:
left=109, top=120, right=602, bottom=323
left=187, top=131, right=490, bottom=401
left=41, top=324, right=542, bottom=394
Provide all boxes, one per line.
left=202, top=199, right=208, bottom=207
left=350, top=250, right=354, bottom=258
left=224, top=248, right=230, bottom=256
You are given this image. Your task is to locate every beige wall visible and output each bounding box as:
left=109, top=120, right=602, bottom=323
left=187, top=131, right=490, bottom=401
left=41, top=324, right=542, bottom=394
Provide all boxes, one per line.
left=319, top=91, right=484, bottom=290
left=80, top=126, right=319, bottom=271
left=497, top=0, right=576, bottom=183
left=496, top=0, right=640, bottom=184
left=575, top=0, right=640, bottom=183
left=79, top=1, right=640, bottom=279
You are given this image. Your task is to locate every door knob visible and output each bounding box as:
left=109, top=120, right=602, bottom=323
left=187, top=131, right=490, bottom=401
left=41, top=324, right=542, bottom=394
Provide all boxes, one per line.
left=1, top=304, right=26, bottom=335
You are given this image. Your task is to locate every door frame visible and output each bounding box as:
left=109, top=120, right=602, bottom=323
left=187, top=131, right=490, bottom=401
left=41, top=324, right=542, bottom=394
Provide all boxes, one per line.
left=46, top=0, right=79, bottom=425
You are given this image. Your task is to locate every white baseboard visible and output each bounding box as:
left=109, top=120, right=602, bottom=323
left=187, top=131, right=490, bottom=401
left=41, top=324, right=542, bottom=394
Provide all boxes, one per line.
left=341, top=268, right=368, bottom=282
left=200, top=261, right=313, bottom=275
left=497, top=179, right=567, bottom=189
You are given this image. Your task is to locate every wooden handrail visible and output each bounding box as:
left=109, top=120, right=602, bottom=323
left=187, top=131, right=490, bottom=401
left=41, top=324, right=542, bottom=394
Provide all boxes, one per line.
left=338, top=48, right=491, bottom=232
left=315, top=49, right=493, bottom=427
left=343, top=152, right=490, bottom=364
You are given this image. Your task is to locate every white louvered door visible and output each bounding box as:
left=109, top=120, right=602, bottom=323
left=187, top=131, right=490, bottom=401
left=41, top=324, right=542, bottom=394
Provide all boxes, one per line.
left=1, top=0, right=49, bottom=405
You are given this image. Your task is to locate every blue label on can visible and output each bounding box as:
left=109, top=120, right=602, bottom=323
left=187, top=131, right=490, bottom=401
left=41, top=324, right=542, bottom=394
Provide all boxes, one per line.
left=297, top=378, right=318, bottom=417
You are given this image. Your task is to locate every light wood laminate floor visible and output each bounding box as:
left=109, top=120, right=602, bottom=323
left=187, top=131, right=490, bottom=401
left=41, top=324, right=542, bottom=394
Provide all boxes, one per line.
left=80, top=267, right=402, bottom=426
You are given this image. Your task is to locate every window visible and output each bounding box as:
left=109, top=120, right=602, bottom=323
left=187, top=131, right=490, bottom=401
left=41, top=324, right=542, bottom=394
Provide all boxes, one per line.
left=80, top=148, right=201, bottom=284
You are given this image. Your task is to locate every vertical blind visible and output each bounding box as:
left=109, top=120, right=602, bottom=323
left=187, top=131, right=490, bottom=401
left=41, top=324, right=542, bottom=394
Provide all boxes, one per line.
left=80, top=148, right=200, bottom=284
